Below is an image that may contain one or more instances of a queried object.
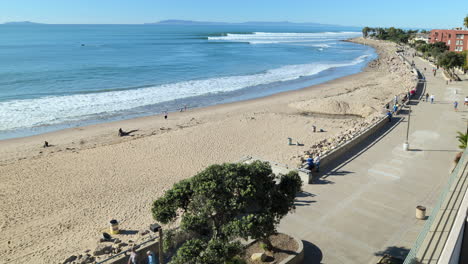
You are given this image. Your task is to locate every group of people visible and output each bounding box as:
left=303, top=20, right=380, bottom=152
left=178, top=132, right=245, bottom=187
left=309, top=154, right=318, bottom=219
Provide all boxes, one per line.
left=305, top=155, right=321, bottom=172
left=128, top=248, right=158, bottom=264
left=424, top=93, right=435, bottom=104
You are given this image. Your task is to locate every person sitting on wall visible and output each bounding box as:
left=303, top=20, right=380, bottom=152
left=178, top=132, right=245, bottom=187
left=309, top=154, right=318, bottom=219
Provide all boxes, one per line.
left=306, top=155, right=314, bottom=171
left=387, top=110, right=392, bottom=123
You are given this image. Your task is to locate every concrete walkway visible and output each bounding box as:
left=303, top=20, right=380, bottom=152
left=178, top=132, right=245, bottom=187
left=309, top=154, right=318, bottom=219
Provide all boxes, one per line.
left=279, top=55, right=468, bottom=264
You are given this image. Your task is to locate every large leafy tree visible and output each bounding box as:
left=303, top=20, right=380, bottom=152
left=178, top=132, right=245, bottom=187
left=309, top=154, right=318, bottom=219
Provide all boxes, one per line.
left=464, top=15, right=468, bottom=29
left=362, top=27, right=370, bottom=38
left=152, top=161, right=302, bottom=264
left=438, top=51, right=465, bottom=71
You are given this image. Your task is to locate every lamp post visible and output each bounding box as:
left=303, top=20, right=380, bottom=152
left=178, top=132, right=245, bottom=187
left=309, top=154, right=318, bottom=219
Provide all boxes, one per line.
left=404, top=105, right=411, bottom=151
left=150, top=223, right=164, bottom=264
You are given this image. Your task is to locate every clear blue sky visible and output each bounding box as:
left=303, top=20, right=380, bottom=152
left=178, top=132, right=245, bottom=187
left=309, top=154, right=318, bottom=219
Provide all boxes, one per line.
left=1, top=0, right=466, bottom=29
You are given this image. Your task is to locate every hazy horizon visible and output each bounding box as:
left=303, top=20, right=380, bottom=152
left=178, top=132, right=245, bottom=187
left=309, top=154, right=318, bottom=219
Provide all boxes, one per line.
left=1, top=0, right=466, bottom=28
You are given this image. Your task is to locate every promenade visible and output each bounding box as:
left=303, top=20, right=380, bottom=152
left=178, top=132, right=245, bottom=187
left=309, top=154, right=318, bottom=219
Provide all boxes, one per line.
left=279, top=55, right=468, bottom=263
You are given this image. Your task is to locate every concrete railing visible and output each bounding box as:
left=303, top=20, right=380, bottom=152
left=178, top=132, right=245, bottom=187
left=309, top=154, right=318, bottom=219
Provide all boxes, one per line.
left=300, top=51, right=420, bottom=182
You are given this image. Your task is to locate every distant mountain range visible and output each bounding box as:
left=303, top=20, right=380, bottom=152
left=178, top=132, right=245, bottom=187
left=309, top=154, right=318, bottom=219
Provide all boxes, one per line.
left=3, top=21, right=43, bottom=25
left=145, top=20, right=353, bottom=27
left=1, top=20, right=359, bottom=28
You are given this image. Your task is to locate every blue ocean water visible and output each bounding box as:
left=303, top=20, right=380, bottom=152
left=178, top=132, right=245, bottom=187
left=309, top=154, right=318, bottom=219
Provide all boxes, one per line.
left=0, top=24, right=375, bottom=139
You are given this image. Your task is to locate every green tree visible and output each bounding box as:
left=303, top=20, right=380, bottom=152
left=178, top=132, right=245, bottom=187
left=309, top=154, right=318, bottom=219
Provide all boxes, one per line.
left=464, top=15, right=468, bottom=29
left=438, top=51, right=465, bottom=71
left=362, top=27, right=370, bottom=38
left=152, top=161, right=302, bottom=264
left=457, top=131, right=467, bottom=149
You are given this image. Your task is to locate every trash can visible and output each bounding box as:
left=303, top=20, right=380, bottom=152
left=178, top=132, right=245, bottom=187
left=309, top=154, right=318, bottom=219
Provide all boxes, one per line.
left=110, top=219, right=119, bottom=234
left=416, top=206, right=426, bottom=220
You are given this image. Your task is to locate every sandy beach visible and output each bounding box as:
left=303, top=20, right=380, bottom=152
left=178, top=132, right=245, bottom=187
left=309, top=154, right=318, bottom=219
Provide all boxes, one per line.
left=0, top=38, right=417, bottom=263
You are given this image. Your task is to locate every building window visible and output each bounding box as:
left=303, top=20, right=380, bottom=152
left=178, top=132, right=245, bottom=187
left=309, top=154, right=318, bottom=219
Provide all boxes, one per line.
left=455, top=46, right=463, bottom=52
left=448, top=40, right=451, bottom=45
left=456, top=40, right=464, bottom=45
left=456, top=34, right=465, bottom=39
left=449, top=34, right=452, bottom=38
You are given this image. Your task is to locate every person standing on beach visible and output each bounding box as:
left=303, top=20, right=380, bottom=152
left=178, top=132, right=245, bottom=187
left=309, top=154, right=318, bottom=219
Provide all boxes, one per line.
left=454, top=101, right=459, bottom=111
left=430, top=94, right=435, bottom=104
left=164, top=111, right=168, bottom=120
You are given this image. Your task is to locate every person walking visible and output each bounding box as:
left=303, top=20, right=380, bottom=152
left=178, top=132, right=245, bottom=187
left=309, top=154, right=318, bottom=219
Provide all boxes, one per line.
left=147, top=250, right=158, bottom=264
left=393, top=104, right=398, bottom=113
left=425, top=93, right=429, bottom=102
left=454, top=101, right=459, bottom=111
left=430, top=94, right=435, bottom=104
left=386, top=110, right=392, bottom=123
left=128, top=248, right=138, bottom=264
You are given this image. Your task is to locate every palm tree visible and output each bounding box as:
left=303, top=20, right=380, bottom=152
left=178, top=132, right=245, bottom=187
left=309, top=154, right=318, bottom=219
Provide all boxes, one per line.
left=464, top=15, right=468, bottom=29
left=457, top=131, right=467, bottom=149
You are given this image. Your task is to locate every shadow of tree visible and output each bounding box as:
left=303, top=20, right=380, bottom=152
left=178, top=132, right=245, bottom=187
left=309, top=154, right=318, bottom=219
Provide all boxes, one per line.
left=374, top=246, right=410, bottom=264
left=302, top=240, right=323, bottom=264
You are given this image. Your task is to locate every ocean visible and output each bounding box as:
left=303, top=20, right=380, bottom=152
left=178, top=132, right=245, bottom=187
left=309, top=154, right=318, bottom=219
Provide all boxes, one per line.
left=0, top=24, right=375, bottom=139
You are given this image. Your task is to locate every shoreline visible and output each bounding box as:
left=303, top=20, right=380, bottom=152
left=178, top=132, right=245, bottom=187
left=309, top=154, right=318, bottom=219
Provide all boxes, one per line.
left=0, top=37, right=417, bottom=263
left=0, top=39, right=375, bottom=165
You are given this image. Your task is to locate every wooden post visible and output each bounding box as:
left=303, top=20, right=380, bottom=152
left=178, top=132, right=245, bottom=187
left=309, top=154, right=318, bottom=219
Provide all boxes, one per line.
left=159, top=228, right=164, bottom=264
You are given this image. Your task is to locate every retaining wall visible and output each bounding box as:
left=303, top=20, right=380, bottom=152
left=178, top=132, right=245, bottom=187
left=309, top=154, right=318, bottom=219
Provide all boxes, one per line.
left=279, top=234, right=304, bottom=264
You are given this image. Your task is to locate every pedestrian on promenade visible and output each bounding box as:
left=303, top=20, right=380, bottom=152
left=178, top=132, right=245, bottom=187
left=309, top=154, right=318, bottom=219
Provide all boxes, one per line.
left=454, top=101, right=459, bottom=111
left=464, top=96, right=468, bottom=106
left=386, top=111, right=392, bottom=123
left=430, top=94, right=435, bottom=104
left=394, top=95, right=398, bottom=105
left=425, top=93, right=429, bottom=102
left=314, top=155, right=321, bottom=172
left=393, top=104, right=398, bottom=113
left=147, top=250, right=158, bottom=264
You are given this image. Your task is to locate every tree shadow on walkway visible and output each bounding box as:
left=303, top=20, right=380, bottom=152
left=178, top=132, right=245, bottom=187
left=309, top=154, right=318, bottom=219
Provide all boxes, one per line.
left=302, top=240, right=323, bottom=264
left=374, top=246, right=410, bottom=264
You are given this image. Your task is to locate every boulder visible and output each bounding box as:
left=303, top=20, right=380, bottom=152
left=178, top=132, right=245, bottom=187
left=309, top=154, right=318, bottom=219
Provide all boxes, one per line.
left=251, top=252, right=267, bottom=262
left=63, top=255, right=77, bottom=263
left=93, top=244, right=112, bottom=256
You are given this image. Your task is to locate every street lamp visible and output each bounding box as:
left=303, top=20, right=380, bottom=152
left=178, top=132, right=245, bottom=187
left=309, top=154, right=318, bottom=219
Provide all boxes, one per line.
left=404, top=105, right=411, bottom=151
left=150, top=223, right=164, bottom=264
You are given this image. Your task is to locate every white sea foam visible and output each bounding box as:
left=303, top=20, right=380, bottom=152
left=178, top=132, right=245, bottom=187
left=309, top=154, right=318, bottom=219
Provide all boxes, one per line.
left=0, top=54, right=370, bottom=131
left=208, top=31, right=362, bottom=44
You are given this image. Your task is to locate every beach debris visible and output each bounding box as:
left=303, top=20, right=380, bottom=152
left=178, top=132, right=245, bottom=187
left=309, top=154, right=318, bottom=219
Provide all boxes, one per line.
left=139, top=229, right=150, bottom=236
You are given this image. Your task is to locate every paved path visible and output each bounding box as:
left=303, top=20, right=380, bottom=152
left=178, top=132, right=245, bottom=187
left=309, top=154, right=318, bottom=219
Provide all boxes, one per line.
left=279, top=55, right=468, bottom=264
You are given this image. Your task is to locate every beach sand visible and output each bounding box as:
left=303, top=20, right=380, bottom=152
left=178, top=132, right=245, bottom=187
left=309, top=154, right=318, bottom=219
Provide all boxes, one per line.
left=0, top=38, right=417, bottom=263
